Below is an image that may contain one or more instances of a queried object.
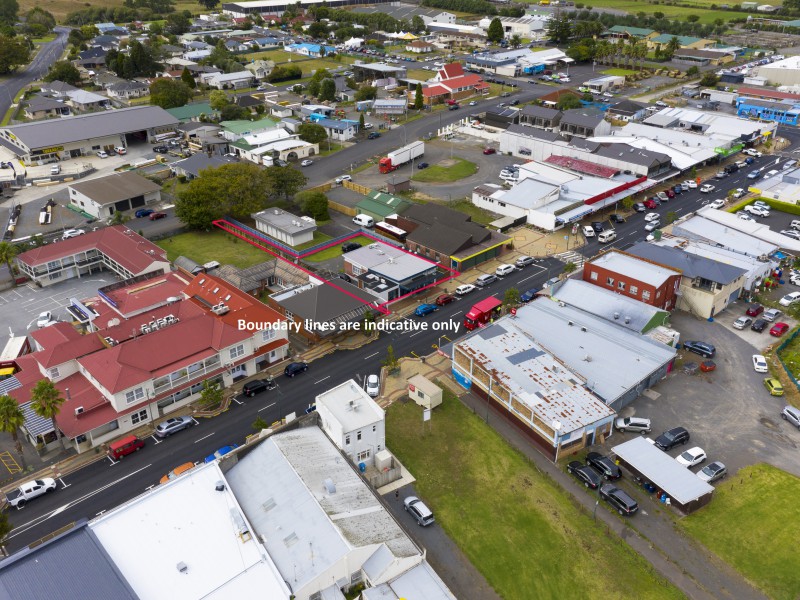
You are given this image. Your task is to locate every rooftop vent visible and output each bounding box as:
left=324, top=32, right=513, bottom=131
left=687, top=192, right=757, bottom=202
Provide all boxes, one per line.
left=581, top=326, right=587, bottom=332
left=215, top=481, right=226, bottom=492
left=613, top=312, right=620, bottom=320
left=624, top=316, right=631, bottom=324
left=177, top=562, right=188, bottom=574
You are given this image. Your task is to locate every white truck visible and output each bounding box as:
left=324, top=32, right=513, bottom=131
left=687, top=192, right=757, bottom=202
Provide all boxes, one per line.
left=5, top=478, right=56, bottom=508
left=379, top=141, right=425, bottom=174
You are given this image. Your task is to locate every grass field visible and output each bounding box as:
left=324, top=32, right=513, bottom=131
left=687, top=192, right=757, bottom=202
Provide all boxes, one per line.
left=554, top=0, right=736, bottom=24
left=387, top=390, right=684, bottom=600
left=156, top=231, right=270, bottom=269
left=241, top=49, right=355, bottom=77
left=681, top=464, right=800, bottom=600
left=303, top=235, right=373, bottom=262
left=412, top=157, right=477, bottom=183
left=603, top=68, right=637, bottom=77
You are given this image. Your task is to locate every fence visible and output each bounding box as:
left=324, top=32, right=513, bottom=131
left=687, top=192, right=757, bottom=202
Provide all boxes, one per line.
left=329, top=199, right=357, bottom=216
left=343, top=180, right=370, bottom=195
left=776, top=328, right=800, bottom=391
left=369, top=465, right=402, bottom=489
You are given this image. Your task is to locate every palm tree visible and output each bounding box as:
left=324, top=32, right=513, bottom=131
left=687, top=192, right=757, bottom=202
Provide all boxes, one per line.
left=30, top=380, right=65, bottom=450
left=0, top=242, right=17, bottom=286
left=0, top=395, right=26, bottom=470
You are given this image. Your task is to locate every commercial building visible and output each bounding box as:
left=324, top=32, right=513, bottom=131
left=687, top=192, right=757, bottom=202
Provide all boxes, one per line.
left=200, top=70, right=255, bottom=89
left=351, top=3, right=455, bottom=25
left=343, top=242, right=439, bottom=302
left=582, top=75, right=625, bottom=93
left=477, top=15, right=550, bottom=40
left=735, top=96, right=800, bottom=126
left=748, top=166, right=800, bottom=203
left=68, top=172, right=162, bottom=219
left=559, top=108, right=611, bottom=139
left=223, top=0, right=390, bottom=17
left=647, top=34, right=715, bottom=51
left=672, top=213, right=781, bottom=260
left=755, top=55, right=800, bottom=86
left=355, top=190, right=413, bottom=222
left=252, top=207, right=316, bottom=246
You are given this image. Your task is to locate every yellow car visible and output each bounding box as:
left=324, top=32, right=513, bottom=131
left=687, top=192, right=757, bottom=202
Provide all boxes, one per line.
left=764, top=378, right=784, bottom=397
left=159, top=462, right=195, bottom=484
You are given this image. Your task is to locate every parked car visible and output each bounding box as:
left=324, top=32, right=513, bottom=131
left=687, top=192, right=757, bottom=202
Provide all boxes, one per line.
left=455, top=284, right=476, bottom=296
left=115, top=146, right=127, bottom=155
left=36, top=311, right=53, bottom=327
left=582, top=225, right=595, bottom=238
left=599, top=484, right=638, bottom=516
left=414, top=303, right=439, bottom=317
left=342, top=242, right=361, bottom=253
left=750, top=319, right=767, bottom=333
left=682, top=340, right=715, bottom=358
left=780, top=230, right=800, bottom=240
left=335, top=174, right=352, bottom=184
left=700, top=184, right=715, bottom=193
left=764, top=377, right=785, bottom=396
left=610, top=214, right=626, bottom=223
left=781, top=405, right=800, bottom=428
left=752, top=354, right=768, bottom=373
left=643, top=199, right=658, bottom=209
left=435, top=294, right=455, bottom=306
left=367, top=132, right=381, bottom=139
left=475, top=274, right=497, bottom=287
left=515, top=255, right=535, bottom=267
left=779, top=292, right=800, bottom=306
left=149, top=212, right=167, bottom=220
left=697, top=461, right=727, bottom=483
left=152, top=146, right=168, bottom=154
left=300, top=159, right=313, bottom=166
left=770, top=322, right=790, bottom=337
left=62, top=228, right=85, bottom=239
left=744, top=204, right=770, bottom=217
left=644, top=212, right=659, bottom=222
left=417, top=162, right=430, bottom=169
left=732, top=188, right=745, bottom=198
left=135, top=209, right=154, bottom=218
left=763, top=308, right=782, bottom=322
left=242, top=379, right=274, bottom=397
left=633, top=203, right=646, bottom=212
left=656, top=191, right=669, bottom=202
left=567, top=461, right=602, bottom=489
left=586, top=451, right=621, bottom=480
left=520, top=289, right=537, bottom=302
left=159, top=462, right=195, bottom=484
left=483, top=147, right=496, bottom=155
left=746, top=303, right=764, bottom=317
left=591, top=221, right=605, bottom=233
left=654, top=426, right=690, bottom=451
left=708, top=199, right=725, bottom=209
left=404, top=496, right=435, bottom=526
left=96, top=150, right=109, bottom=158
left=676, top=446, right=706, bottom=467
left=495, top=264, right=515, bottom=277
left=155, top=415, right=194, bottom=438
left=644, top=221, right=660, bottom=232
left=203, top=444, right=239, bottom=464
left=284, top=362, right=308, bottom=377
left=614, top=416, right=651, bottom=433
left=733, top=316, right=752, bottom=330
left=366, top=374, right=380, bottom=397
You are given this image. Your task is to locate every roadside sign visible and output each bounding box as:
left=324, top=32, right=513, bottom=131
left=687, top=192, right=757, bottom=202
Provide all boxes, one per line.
left=510, top=307, right=517, bottom=316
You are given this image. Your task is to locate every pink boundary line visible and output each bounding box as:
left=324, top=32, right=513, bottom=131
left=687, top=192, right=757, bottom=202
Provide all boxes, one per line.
left=213, top=219, right=461, bottom=315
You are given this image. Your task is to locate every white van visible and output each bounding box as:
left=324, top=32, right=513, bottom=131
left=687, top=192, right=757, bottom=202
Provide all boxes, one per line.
left=495, top=264, right=515, bottom=276
left=50, top=165, right=60, bottom=175
left=598, top=230, right=616, bottom=243
left=352, top=214, right=374, bottom=228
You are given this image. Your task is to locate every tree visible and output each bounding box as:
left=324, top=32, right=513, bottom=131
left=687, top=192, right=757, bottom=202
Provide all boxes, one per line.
left=176, top=162, right=275, bottom=229
left=0, top=36, right=29, bottom=75
left=411, top=15, right=425, bottom=33
left=563, top=262, right=577, bottom=274
left=149, top=79, right=191, bottom=109
left=621, top=197, right=635, bottom=211
left=504, top=287, right=521, bottom=306
left=700, top=72, right=719, bottom=87
left=181, top=67, right=196, bottom=89
left=109, top=211, right=130, bottom=226
left=165, top=12, right=191, bottom=36
left=0, top=0, right=18, bottom=27
left=0, top=395, right=26, bottom=470
left=24, top=8, right=55, bottom=36
left=298, top=122, right=328, bottom=144
left=306, top=79, right=321, bottom=98
left=510, top=34, right=522, bottom=48
left=663, top=36, right=680, bottom=60
left=547, top=13, right=572, bottom=44
left=296, top=190, right=329, bottom=220
left=198, top=380, right=223, bottom=409
left=198, top=0, right=219, bottom=9
left=44, top=61, right=81, bottom=85
left=686, top=14, right=700, bottom=22
left=414, top=83, right=424, bottom=110
left=209, top=89, right=230, bottom=111
left=354, top=85, right=377, bottom=101
left=252, top=416, right=269, bottom=431
left=319, top=78, right=336, bottom=101
left=487, top=18, right=504, bottom=43
left=0, top=241, right=17, bottom=283
left=556, top=94, right=582, bottom=110
left=149, top=22, right=163, bottom=37
left=383, top=345, right=399, bottom=374
left=30, top=379, right=65, bottom=450
left=264, top=166, right=307, bottom=201
left=307, top=21, right=328, bottom=39
left=220, top=104, right=250, bottom=121
left=665, top=210, right=677, bottom=224
left=686, top=65, right=699, bottom=76
left=359, top=112, right=365, bottom=129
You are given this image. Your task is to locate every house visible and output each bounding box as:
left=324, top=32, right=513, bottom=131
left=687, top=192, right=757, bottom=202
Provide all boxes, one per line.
left=648, top=34, right=715, bottom=51
left=66, top=89, right=111, bottom=111
left=220, top=116, right=279, bottom=141
left=165, top=101, right=218, bottom=122
left=352, top=3, right=454, bottom=25
left=171, top=153, right=237, bottom=180
left=371, top=98, right=408, bottom=115
left=23, top=95, right=70, bottom=120
left=317, top=379, right=385, bottom=466
left=626, top=242, right=747, bottom=319
left=606, top=99, right=648, bottom=122
left=106, top=81, right=149, bottom=99
left=343, top=242, right=439, bottom=302
left=583, top=250, right=682, bottom=311
left=201, top=70, right=254, bottom=90
left=405, top=40, right=435, bottom=53
left=93, top=72, right=125, bottom=89
left=40, top=80, right=78, bottom=99
left=477, top=15, right=549, bottom=40
left=559, top=109, right=611, bottom=139
left=15, top=226, right=170, bottom=287
left=355, top=190, right=413, bottom=222
left=604, top=25, right=657, bottom=42
left=285, top=42, right=336, bottom=57
left=518, top=104, right=561, bottom=130
left=412, top=62, right=488, bottom=105
left=178, top=122, right=228, bottom=154
left=68, top=172, right=162, bottom=219
left=252, top=207, right=316, bottom=247
left=244, top=59, right=274, bottom=79
left=310, top=117, right=357, bottom=141
left=95, top=22, right=128, bottom=35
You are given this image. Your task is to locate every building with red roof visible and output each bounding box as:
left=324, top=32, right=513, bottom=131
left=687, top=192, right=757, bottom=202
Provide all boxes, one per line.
left=410, top=62, right=488, bottom=105
left=15, top=226, right=170, bottom=288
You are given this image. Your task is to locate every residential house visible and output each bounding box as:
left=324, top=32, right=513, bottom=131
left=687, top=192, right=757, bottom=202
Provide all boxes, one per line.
left=286, top=42, right=336, bottom=57
left=244, top=59, right=274, bottom=80
left=106, top=81, right=149, bottom=99
left=606, top=99, right=648, bottom=122
left=413, top=62, right=488, bottom=105
left=311, top=117, right=357, bottom=141
left=355, top=190, right=413, bottom=222
left=343, top=242, right=439, bottom=302
left=252, top=207, right=317, bottom=247
left=166, top=101, right=218, bottom=123
left=66, top=89, right=111, bottom=112
left=405, top=40, right=435, bottom=53
left=201, top=71, right=254, bottom=90
left=171, top=153, right=237, bottom=179
left=68, top=172, right=162, bottom=219
left=559, top=109, right=611, bottom=139
left=23, top=95, right=70, bottom=120
left=40, top=80, right=78, bottom=99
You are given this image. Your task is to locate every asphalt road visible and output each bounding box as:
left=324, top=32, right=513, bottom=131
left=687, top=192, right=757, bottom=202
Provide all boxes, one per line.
left=0, top=27, right=69, bottom=124
left=4, top=256, right=564, bottom=552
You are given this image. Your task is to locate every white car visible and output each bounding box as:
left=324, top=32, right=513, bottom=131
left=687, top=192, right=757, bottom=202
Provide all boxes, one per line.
left=732, top=188, right=745, bottom=198
left=753, top=200, right=769, bottom=210
left=36, top=311, right=53, bottom=328
left=114, top=146, right=127, bottom=155
left=736, top=212, right=754, bottom=221
left=744, top=205, right=769, bottom=217
left=469, top=101, right=478, bottom=106
left=676, top=447, right=707, bottom=467
left=582, top=225, right=595, bottom=238
left=644, top=221, right=660, bottom=232
left=684, top=180, right=698, bottom=189
left=366, top=374, right=380, bottom=398
left=743, top=148, right=762, bottom=157
left=495, top=264, right=515, bottom=277
left=733, top=316, right=752, bottom=330
left=300, top=159, right=313, bottom=167
left=753, top=354, right=768, bottom=373
left=779, top=291, right=800, bottom=306
left=644, top=212, right=659, bottom=222
left=62, top=229, right=85, bottom=239
left=455, top=284, right=476, bottom=296
left=699, top=184, right=715, bottom=193
left=708, top=199, right=725, bottom=209
left=335, top=174, right=352, bottom=184
left=96, top=150, right=109, bottom=158
left=363, top=123, right=374, bottom=129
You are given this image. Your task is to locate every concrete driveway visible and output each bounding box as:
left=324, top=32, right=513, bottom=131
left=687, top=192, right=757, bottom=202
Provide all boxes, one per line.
left=713, top=304, right=796, bottom=352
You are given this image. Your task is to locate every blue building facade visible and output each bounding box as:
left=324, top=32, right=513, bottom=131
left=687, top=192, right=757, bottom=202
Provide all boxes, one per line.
left=736, top=97, right=800, bottom=126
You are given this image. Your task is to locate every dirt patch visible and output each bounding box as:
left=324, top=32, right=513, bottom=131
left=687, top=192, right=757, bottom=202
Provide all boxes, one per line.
left=437, top=158, right=458, bottom=168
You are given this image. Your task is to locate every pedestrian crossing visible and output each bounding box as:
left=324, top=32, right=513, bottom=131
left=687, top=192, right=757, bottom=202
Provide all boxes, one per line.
left=553, top=250, right=586, bottom=268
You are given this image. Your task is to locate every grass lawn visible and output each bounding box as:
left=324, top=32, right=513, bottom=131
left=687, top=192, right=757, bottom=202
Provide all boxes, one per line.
left=241, top=50, right=354, bottom=76
left=549, top=0, right=737, bottom=23
left=293, top=231, right=333, bottom=251
left=603, top=68, right=637, bottom=77
left=303, top=235, right=373, bottom=262
left=406, top=68, right=434, bottom=81
left=156, top=231, right=271, bottom=269
left=387, top=389, right=684, bottom=600
left=412, top=157, right=477, bottom=183
left=320, top=142, right=345, bottom=156
left=681, top=464, right=800, bottom=600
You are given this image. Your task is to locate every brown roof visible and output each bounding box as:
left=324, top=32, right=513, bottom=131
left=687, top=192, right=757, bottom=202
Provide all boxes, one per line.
left=68, top=171, right=162, bottom=205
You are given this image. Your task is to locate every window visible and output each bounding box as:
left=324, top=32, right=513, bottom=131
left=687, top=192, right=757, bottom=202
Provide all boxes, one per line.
left=345, top=434, right=351, bottom=445
left=125, top=387, right=145, bottom=405
left=357, top=431, right=362, bottom=441
left=261, top=329, right=275, bottom=343
left=618, top=281, right=626, bottom=291
left=357, top=449, right=370, bottom=461
left=606, top=277, right=614, bottom=286
left=642, top=290, right=651, bottom=301
left=284, top=311, right=293, bottom=322
left=229, top=344, right=244, bottom=360
left=131, top=409, right=148, bottom=425
left=629, top=285, right=638, bottom=296
left=656, top=290, right=662, bottom=299
left=351, top=265, right=363, bottom=276
left=590, top=271, right=598, bottom=281
left=49, top=367, right=60, bottom=379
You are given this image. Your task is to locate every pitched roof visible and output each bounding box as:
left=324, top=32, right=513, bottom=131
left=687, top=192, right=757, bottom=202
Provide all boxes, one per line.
left=626, top=242, right=746, bottom=284
left=30, top=323, right=106, bottom=369
left=68, top=172, right=161, bottom=205
left=520, top=104, right=561, bottom=120
left=608, top=99, right=648, bottom=115
left=402, top=204, right=490, bottom=255
left=276, top=282, right=374, bottom=325
left=560, top=108, right=605, bottom=128
left=440, top=62, right=464, bottom=79
left=439, top=74, right=483, bottom=91
left=25, top=95, right=65, bottom=112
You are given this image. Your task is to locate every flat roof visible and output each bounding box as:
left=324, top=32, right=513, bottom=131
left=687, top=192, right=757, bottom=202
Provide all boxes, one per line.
left=345, top=242, right=436, bottom=282
left=68, top=171, right=162, bottom=204
left=317, top=379, right=384, bottom=430
left=671, top=215, right=780, bottom=258
left=588, top=250, right=680, bottom=287
left=2, top=106, right=178, bottom=151
left=252, top=207, right=316, bottom=235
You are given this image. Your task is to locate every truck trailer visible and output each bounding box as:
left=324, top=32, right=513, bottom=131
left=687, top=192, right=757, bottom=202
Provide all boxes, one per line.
left=464, top=297, right=503, bottom=331
left=379, top=141, right=425, bottom=174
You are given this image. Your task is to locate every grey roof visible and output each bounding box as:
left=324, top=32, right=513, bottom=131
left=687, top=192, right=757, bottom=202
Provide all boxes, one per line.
left=627, top=242, right=747, bottom=284
left=172, top=153, right=236, bottom=177
left=553, top=279, right=668, bottom=334
left=612, top=437, right=714, bottom=505
left=402, top=204, right=490, bottom=255
left=40, top=80, right=78, bottom=94
left=588, top=250, right=680, bottom=287
left=560, top=108, right=605, bottom=128
left=68, top=172, right=161, bottom=205
left=2, top=106, right=178, bottom=151
left=107, top=81, right=148, bottom=92
left=608, top=99, right=648, bottom=115
left=346, top=242, right=436, bottom=282
left=671, top=216, right=779, bottom=259
left=25, top=95, right=65, bottom=112
left=252, top=207, right=316, bottom=236
left=174, top=255, right=203, bottom=274
left=505, top=123, right=560, bottom=142
left=520, top=104, right=561, bottom=120
left=276, top=281, right=374, bottom=325
left=0, top=524, right=138, bottom=600
left=594, top=143, right=671, bottom=167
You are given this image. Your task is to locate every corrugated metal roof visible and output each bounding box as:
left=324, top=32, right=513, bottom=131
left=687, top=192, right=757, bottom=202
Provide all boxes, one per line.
left=627, top=242, right=747, bottom=284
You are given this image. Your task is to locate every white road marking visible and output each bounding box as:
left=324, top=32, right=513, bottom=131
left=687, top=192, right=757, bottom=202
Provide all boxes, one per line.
left=364, top=352, right=379, bottom=360
left=259, top=402, right=276, bottom=413
left=314, top=376, right=331, bottom=384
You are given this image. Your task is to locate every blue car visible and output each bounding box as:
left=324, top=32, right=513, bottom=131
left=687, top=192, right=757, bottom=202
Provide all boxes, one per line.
left=414, top=303, right=438, bottom=317
left=204, top=444, right=239, bottom=463
left=747, top=170, right=761, bottom=180
left=135, top=209, right=154, bottom=218
left=520, top=289, right=537, bottom=302
left=673, top=185, right=683, bottom=195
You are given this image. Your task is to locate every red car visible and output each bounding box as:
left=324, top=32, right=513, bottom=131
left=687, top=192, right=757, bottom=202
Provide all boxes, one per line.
left=700, top=360, right=716, bottom=373
left=746, top=303, right=764, bottom=317
left=435, top=294, right=455, bottom=306
left=770, top=322, right=790, bottom=337
left=665, top=189, right=675, bottom=198
left=483, top=147, right=496, bottom=155
left=149, top=211, right=167, bottom=220
left=643, top=199, right=657, bottom=209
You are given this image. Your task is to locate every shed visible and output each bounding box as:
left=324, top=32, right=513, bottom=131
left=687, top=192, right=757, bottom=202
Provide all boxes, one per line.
left=407, top=374, right=442, bottom=409
left=612, top=436, right=714, bottom=513
left=386, top=176, right=411, bottom=194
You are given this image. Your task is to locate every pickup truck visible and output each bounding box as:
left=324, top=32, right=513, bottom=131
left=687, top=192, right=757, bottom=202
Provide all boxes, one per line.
left=6, top=478, right=56, bottom=508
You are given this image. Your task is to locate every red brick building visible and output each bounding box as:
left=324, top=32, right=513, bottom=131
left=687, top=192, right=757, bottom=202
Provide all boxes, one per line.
left=583, top=250, right=681, bottom=311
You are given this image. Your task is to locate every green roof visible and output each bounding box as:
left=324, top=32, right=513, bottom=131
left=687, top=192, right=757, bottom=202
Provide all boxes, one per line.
left=229, top=139, right=255, bottom=150
left=355, top=191, right=412, bottom=218
left=607, top=25, right=655, bottom=37
left=220, top=116, right=277, bottom=135
left=166, top=102, right=216, bottom=122
left=651, top=34, right=706, bottom=45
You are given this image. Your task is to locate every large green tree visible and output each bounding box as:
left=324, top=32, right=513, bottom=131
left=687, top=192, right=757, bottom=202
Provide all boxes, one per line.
left=557, top=94, right=582, bottom=110
left=208, top=89, right=230, bottom=111
left=176, top=162, right=275, bottom=229
left=30, top=379, right=65, bottom=450
left=264, top=166, right=307, bottom=202
left=414, top=83, right=423, bottom=110
left=181, top=67, right=196, bottom=89
left=149, top=79, right=191, bottom=109
left=298, top=122, right=328, bottom=144
left=319, top=78, right=336, bottom=101
left=546, top=13, right=572, bottom=44
left=663, top=36, right=681, bottom=60
left=0, top=241, right=17, bottom=283
left=487, top=17, right=504, bottom=43
left=0, top=395, right=26, bottom=469
left=699, top=72, right=719, bottom=87
left=44, top=61, right=81, bottom=85
left=411, top=15, right=426, bottom=34
left=198, top=0, right=219, bottom=9
left=0, top=36, right=29, bottom=74
left=0, top=0, right=18, bottom=28
left=296, top=190, right=329, bottom=220
left=24, top=7, right=55, bottom=36
left=165, top=12, right=192, bottom=36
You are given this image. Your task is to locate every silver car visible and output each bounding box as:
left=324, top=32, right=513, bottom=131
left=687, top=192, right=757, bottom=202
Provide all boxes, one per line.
left=614, top=416, right=652, bottom=433
left=366, top=374, right=380, bottom=398
left=155, top=416, right=194, bottom=438
left=782, top=405, right=800, bottom=429
left=697, top=461, right=727, bottom=483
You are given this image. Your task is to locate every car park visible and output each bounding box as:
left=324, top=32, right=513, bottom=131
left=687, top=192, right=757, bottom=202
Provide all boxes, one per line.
left=149, top=212, right=167, bottom=220
left=676, top=447, right=706, bottom=467
left=733, top=316, right=752, bottom=330
left=752, top=354, right=768, bottom=373
left=203, top=444, right=239, bottom=463
left=155, top=415, right=194, bottom=438
left=515, top=255, right=535, bottom=267
left=614, top=416, right=651, bottom=433
left=414, top=303, right=438, bottom=317
left=782, top=405, right=800, bottom=428
left=284, top=362, right=308, bottom=377
left=770, top=322, right=790, bottom=337
left=700, top=184, right=715, bottom=193
left=567, top=461, right=602, bottom=489
left=764, top=377, right=784, bottom=396
left=654, top=426, right=690, bottom=450
left=682, top=340, right=715, bottom=358
left=746, top=303, right=763, bottom=317
left=404, top=496, right=435, bottom=526
left=708, top=199, right=725, bottom=209
left=160, top=462, right=195, bottom=484
left=300, top=159, right=313, bottom=166
left=586, top=452, right=621, bottom=480
left=599, top=484, right=638, bottom=516
left=366, top=374, right=380, bottom=397
left=242, top=379, right=274, bottom=397
left=455, top=284, right=476, bottom=295
left=751, top=318, right=767, bottom=333
left=697, top=461, right=727, bottom=483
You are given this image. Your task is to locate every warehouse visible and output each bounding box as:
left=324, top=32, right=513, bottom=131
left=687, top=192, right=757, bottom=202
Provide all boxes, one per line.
left=68, top=172, right=162, bottom=219
left=222, top=0, right=387, bottom=17
left=0, top=106, right=178, bottom=165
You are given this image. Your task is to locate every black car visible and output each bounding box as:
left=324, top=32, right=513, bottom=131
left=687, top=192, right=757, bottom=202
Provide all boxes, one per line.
left=417, top=162, right=430, bottom=169
left=284, top=361, right=308, bottom=377
left=654, top=426, right=690, bottom=451
left=153, top=145, right=168, bottom=153
left=586, top=452, right=621, bottom=480
left=599, top=484, right=639, bottom=516
left=610, top=214, right=626, bottom=223
left=591, top=221, right=604, bottom=233
left=751, top=318, right=767, bottom=333
left=342, top=242, right=361, bottom=253
left=448, top=104, right=460, bottom=111
left=682, top=340, right=715, bottom=358
left=510, top=99, right=520, bottom=106
left=567, top=461, right=602, bottom=489
left=242, top=378, right=274, bottom=397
